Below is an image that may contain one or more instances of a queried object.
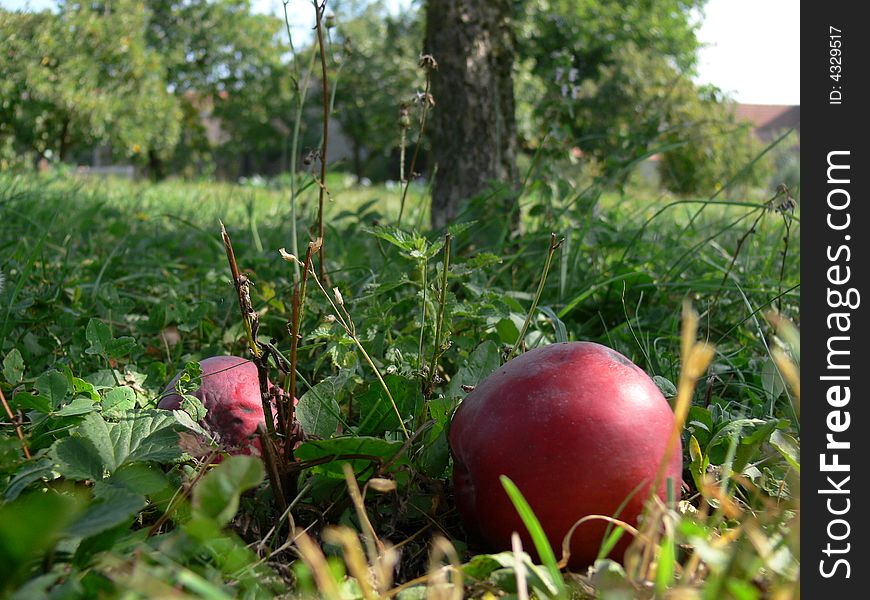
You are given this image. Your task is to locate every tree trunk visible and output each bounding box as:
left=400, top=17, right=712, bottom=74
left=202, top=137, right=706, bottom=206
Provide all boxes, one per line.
left=58, top=117, right=70, bottom=163
left=425, top=0, right=520, bottom=231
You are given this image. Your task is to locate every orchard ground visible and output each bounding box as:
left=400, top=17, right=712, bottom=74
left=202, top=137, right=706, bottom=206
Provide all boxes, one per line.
left=0, top=167, right=800, bottom=598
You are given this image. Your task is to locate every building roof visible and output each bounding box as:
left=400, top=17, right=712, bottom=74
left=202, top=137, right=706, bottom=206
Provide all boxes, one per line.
left=732, top=104, right=800, bottom=140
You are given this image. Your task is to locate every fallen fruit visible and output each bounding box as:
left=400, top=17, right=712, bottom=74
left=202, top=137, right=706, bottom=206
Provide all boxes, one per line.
left=449, top=341, right=682, bottom=568
left=159, top=355, right=292, bottom=454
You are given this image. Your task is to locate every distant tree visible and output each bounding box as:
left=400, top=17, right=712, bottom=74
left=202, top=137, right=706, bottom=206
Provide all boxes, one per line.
left=424, top=0, right=520, bottom=230
left=330, top=2, right=422, bottom=179
left=0, top=2, right=180, bottom=166
left=658, top=85, right=770, bottom=196
left=143, top=0, right=293, bottom=176
left=516, top=0, right=711, bottom=182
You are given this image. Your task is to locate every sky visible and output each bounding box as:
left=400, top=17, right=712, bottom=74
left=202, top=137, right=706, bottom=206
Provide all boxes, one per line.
left=2, top=0, right=800, bottom=105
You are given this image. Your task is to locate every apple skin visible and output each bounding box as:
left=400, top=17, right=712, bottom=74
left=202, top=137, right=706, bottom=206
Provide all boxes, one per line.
left=449, top=342, right=682, bottom=569
left=159, top=355, right=290, bottom=454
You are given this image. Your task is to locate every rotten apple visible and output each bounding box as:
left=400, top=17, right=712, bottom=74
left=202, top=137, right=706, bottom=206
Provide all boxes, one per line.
left=449, top=341, right=682, bottom=568
left=159, top=355, right=291, bottom=454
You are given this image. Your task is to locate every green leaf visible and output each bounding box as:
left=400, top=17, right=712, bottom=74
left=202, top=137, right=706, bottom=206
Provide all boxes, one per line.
left=3, top=348, right=24, bottom=385
left=108, top=335, right=137, bottom=359
left=102, top=386, right=137, bottom=415
left=761, top=357, right=785, bottom=400
left=655, top=530, right=676, bottom=593
left=102, top=462, right=172, bottom=497
left=4, top=458, right=56, bottom=501
left=51, top=434, right=108, bottom=481
left=653, top=375, right=677, bottom=399
left=462, top=551, right=559, bottom=597
left=50, top=411, right=182, bottom=481
left=539, top=306, right=568, bottom=344
left=447, top=340, right=501, bottom=398
left=85, top=318, right=136, bottom=359
left=85, top=318, right=112, bottom=357
left=499, top=476, right=567, bottom=599
left=11, top=391, right=51, bottom=414
left=769, top=430, right=800, bottom=473
left=112, top=411, right=184, bottom=466
left=35, top=369, right=69, bottom=411
left=0, top=492, right=83, bottom=589
left=495, top=317, right=521, bottom=345
left=192, top=455, right=264, bottom=527
left=180, top=393, right=208, bottom=422
left=296, top=374, right=345, bottom=438
left=54, top=397, right=100, bottom=417
left=66, top=486, right=145, bottom=538
left=295, top=436, right=406, bottom=480
left=70, top=375, right=101, bottom=402
left=356, top=374, right=422, bottom=436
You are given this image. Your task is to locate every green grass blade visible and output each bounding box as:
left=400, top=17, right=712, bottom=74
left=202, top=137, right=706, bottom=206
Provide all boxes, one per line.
left=500, top=475, right=567, bottom=599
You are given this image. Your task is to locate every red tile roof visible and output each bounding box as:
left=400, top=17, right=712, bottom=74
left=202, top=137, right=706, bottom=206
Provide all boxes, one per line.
left=731, top=104, right=800, bottom=140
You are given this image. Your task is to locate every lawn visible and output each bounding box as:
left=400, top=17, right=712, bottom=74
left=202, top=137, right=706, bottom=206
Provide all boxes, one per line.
left=0, top=168, right=799, bottom=598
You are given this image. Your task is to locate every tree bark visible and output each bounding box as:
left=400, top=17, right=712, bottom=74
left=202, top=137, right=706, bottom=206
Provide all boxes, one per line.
left=425, top=0, right=520, bottom=231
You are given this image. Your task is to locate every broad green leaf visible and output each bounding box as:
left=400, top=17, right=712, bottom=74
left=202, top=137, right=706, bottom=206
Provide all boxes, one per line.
left=447, top=340, right=501, bottom=398
left=51, top=434, right=108, bottom=481
left=4, top=458, right=56, bottom=501
left=12, top=391, right=51, bottom=414
left=50, top=411, right=182, bottom=481
left=295, top=436, right=406, bottom=480
left=769, top=430, right=800, bottom=472
left=54, top=397, right=100, bottom=417
left=2, top=348, right=24, bottom=385
left=102, top=386, right=137, bottom=414
left=35, top=369, right=69, bottom=411
left=108, top=335, right=137, bottom=359
left=85, top=318, right=112, bottom=356
left=112, top=411, right=184, bottom=466
left=296, top=374, right=345, bottom=438
left=356, top=374, right=422, bottom=436
left=65, top=486, right=145, bottom=538
left=0, top=492, right=83, bottom=586
left=85, top=318, right=136, bottom=359
left=495, top=317, right=521, bottom=345
left=180, top=393, right=208, bottom=422
left=192, top=455, right=264, bottom=527
left=101, top=462, right=172, bottom=497
left=653, top=375, right=677, bottom=399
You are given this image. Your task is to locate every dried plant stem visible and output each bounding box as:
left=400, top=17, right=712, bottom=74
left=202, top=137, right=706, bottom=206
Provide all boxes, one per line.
left=1, top=387, right=30, bottom=459
left=314, top=0, right=330, bottom=279
left=398, top=64, right=435, bottom=226
left=777, top=213, right=793, bottom=313
left=509, top=234, right=563, bottom=359
left=417, top=260, right=427, bottom=372
left=285, top=240, right=317, bottom=457
left=425, top=233, right=451, bottom=395
left=283, top=251, right=410, bottom=439
left=220, top=223, right=278, bottom=441
left=147, top=450, right=219, bottom=537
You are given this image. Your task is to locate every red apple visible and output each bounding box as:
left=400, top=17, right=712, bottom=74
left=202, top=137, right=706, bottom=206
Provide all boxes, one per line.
left=449, top=341, right=682, bottom=568
left=159, top=355, right=292, bottom=454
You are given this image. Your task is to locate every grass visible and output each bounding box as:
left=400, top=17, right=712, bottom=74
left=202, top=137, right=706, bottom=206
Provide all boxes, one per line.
left=0, top=167, right=799, bottom=598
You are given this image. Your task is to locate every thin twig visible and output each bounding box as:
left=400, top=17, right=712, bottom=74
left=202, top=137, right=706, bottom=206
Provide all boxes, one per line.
left=0, top=387, right=31, bottom=459
left=509, top=234, right=563, bottom=359
left=314, top=0, right=330, bottom=280
left=425, top=233, right=452, bottom=396
left=398, top=55, right=437, bottom=226
left=283, top=251, right=410, bottom=439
